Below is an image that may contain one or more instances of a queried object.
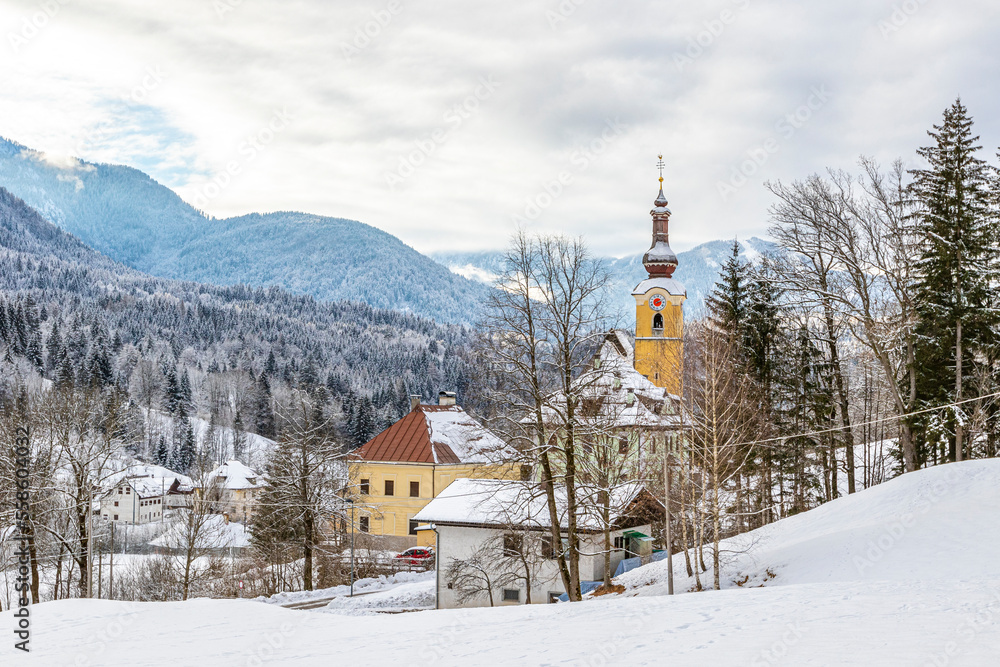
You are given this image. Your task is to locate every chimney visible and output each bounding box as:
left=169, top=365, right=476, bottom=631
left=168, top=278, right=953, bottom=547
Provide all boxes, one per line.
left=409, top=395, right=421, bottom=412
left=438, top=391, right=457, bottom=406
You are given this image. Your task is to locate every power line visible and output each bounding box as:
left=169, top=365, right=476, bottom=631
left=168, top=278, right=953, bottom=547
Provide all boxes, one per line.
left=730, top=388, right=1000, bottom=451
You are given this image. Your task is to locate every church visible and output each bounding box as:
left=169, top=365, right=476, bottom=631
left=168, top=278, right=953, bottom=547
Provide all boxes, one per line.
left=631, top=162, right=686, bottom=395
left=542, top=162, right=689, bottom=465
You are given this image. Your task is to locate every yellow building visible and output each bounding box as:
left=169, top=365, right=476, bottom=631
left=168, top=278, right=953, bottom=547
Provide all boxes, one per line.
left=632, top=162, right=686, bottom=395
left=349, top=392, right=519, bottom=547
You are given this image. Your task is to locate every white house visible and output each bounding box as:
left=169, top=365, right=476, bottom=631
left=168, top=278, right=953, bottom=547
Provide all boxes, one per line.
left=100, top=477, right=167, bottom=524
left=204, top=460, right=263, bottom=522
left=103, top=463, right=196, bottom=510
left=414, top=478, right=663, bottom=609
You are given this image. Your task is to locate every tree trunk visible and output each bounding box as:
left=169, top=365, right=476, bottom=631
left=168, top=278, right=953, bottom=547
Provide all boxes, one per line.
left=955, top=318, right=964, bottom=462
left=821, top=297, right=856, bottom=493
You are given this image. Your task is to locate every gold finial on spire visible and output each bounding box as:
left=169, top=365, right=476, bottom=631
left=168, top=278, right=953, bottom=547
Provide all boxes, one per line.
left=656, top=154, right=665, bottom=184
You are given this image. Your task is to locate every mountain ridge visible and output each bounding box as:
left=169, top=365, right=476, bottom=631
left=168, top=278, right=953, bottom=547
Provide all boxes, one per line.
left=0, top=136, right=487, bottom=324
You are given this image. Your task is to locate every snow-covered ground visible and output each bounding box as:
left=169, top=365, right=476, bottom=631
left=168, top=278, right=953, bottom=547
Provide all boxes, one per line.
left=617, top=458, right=999, bottom=595
left=4, top=460, right=1000, bottom=665
left=261, top=570, right=434, bottom=614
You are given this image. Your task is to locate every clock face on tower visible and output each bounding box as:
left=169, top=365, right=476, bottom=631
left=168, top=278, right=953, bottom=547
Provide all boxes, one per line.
left=649, top=294, right=666, bottom=311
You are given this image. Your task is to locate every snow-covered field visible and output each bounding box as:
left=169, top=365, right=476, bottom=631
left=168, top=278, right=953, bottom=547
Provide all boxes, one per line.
left=261, top=570, right=434, bottom=614
left=4, top=460, right=1000, bottom=665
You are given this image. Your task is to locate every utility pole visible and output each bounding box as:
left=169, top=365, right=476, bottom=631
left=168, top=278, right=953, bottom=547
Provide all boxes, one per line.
left=664, top=435, right=673, bottom=596
left=87, top=485, right=94, bottom=598
left=109, top=522, right=114, bottom=600
left=349, top=500, right=356, bottom=597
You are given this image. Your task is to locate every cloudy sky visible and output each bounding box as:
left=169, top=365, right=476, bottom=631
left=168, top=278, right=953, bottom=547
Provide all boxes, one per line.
left=1, top=0, right=998, bottom=257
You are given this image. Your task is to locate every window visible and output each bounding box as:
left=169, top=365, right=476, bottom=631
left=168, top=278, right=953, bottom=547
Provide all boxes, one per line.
left=502, top=588, right=520, bottom=602
left=359, top=479, right=370, bottom=495
left=410, top=481, right=420, bottom=497
left=541, top=534, right=554, bottom=559
left=113, top=514, right=119, bottom=521
left=614, top=536, right=625, bottom=551
left=125, top=488, right=130, bottom=494
left=359, top=516, right=369, bottom=533
left=114, top=501, right=119, bottom=507
left=618, top=437, right=629, bottom=454
left=409, top=519, right=419, bottom=535
left=547, top=592, right=562, bottom=603
left=117, top=488, right=122, bottom=495
left=503, top=533, right=523, bottom=556
left=384, top=480, right=395, bottom=496
left=652, top=313, right=663, bottom=330
left=519, top=465, right=533, bottom=481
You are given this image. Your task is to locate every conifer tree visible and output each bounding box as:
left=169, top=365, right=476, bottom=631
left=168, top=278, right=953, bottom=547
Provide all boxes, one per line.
left=155, top=436, right=170, bottom=466
left=910, top=99, right=999, bottom=462
left=706, top=240, right=749, bottom=344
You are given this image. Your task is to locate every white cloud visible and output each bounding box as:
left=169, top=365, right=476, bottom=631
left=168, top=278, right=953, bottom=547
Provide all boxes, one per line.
left=0, top=0, right=997, bottom=256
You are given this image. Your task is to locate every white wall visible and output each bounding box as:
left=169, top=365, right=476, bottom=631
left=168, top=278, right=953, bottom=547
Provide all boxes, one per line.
left=100, top=484, right=165, bottom=524
left=435, top=523, right=651, bottom=609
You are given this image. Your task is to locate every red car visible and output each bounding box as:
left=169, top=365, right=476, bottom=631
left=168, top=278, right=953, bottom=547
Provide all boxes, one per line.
left=394, top=547, right=435, bottom=565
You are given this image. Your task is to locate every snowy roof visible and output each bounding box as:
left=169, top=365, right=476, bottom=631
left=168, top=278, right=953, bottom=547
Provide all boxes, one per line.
left=103, top=477, right=169, bottom=499
left=413, top=478, right=658, bottom=532
left=104, top=464, right=194, bottom=492
left=535, top=331, right=687, bottom=429
left=632, top=277, right=686, bottom=296
left=206, top=461, right=262, bottom=490
left=149, top=514, right=250, bottom=550
left=354, top=405, right=511, bottom=465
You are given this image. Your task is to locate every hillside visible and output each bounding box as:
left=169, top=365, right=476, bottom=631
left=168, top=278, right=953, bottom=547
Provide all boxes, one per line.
left=616, top=459, right=1000, bottom=594
left=432, top=236, right=780, bottom=319
left=0, top=137, right=487, bottom=324
left=6, top=461, right=999, bottom=665
left=0, top=186, right=471, bottom=434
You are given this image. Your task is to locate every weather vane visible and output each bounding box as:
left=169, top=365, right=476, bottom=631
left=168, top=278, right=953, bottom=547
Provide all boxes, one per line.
left=657, top=154, right=665, bottom=184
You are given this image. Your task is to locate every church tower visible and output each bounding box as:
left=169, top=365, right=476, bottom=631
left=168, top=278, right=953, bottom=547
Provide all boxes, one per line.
left=633, top=156, right=686, bottom=395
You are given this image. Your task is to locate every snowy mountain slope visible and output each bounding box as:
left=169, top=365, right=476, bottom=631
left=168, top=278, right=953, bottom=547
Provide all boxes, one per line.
left=0, top=137, right=487, bottom=324
left=617, top=459, right=1000, bottom=595
left=0, top=186, right=471, bottom=402
left=433, top=237, right=780, bottom=319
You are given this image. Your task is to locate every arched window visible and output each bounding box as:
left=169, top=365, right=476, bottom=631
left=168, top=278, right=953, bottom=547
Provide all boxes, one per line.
left=652, top=313, right=664, bottom=331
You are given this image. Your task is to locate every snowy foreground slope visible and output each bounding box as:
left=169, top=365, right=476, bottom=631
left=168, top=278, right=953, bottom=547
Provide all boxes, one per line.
left=618, top=458, right=1000, bottom=594
left=4, top=461, right=1000, bottom=666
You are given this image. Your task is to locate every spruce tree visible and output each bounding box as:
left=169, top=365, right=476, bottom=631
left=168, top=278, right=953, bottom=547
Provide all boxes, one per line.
left=910, top=99, right=999, bottom=462
left=155, top=436, right=170, bottom=466
left=706, top=240, right=749, bottom=341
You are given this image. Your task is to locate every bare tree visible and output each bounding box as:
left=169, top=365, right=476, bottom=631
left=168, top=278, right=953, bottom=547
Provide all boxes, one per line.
left=768, top=159, right=921, bottom=472
left=445, top=545, right=500, bottom=607
left=686, top=321, right=762, bottom=590
left=474, top=231, right=611, bottom=601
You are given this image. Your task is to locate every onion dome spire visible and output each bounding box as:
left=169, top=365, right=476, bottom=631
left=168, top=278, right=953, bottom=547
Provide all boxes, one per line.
left=642, top=154, right=678, bottom=278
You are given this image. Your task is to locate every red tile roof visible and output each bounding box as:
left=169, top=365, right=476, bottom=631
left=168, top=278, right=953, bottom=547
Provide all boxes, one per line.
left=354, top=405, right=462, bottom=464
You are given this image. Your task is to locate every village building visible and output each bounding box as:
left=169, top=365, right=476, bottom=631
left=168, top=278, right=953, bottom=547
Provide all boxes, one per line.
left=537, top=170, right=691, bottom=477
left=100, top=477, right=167, bottom=524
left=103, top=463, right=197, bottom=510
left=414, top=478, right=664, bottom=609
left=204, top=460, right=263, bottom=523
left=349, top=391, right=520, bottom=548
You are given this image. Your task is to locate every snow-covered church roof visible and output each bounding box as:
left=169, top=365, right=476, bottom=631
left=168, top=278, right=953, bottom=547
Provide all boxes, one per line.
left=536, top=330, right=686, bottom=429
